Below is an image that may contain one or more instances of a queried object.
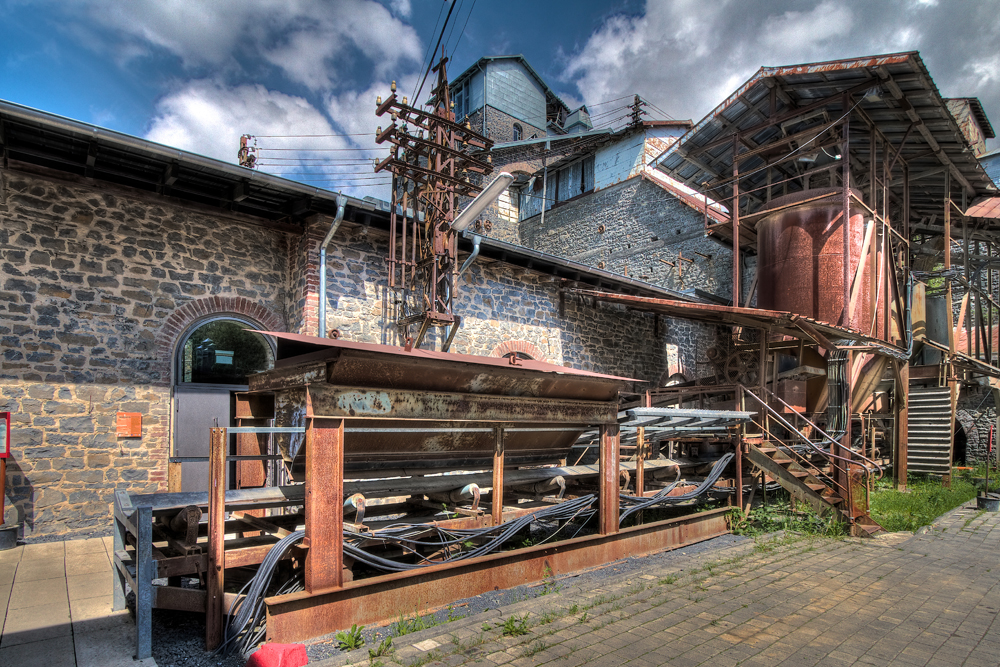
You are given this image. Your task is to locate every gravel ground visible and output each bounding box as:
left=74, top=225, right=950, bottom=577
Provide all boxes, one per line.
left=146, top=532, right=748, bottom=666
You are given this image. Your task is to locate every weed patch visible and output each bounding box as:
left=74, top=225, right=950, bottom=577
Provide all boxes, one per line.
left=870, top=474, right=977, bottom=532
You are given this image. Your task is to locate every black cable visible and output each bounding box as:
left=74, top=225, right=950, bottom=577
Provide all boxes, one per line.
left=414, top=0, right=458, bottom=107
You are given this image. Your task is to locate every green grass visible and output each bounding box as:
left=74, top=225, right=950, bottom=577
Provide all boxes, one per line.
left=730, top=497, right=846, bottom=538
left=869, top=474, right=978, bottom=532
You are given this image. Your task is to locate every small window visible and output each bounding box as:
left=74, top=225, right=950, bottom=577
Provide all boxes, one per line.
left=179, top=319, right=273, bottom=384
left=512, top=123, right=522, bottom=141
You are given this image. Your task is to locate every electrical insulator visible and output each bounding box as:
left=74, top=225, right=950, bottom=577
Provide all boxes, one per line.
left=487, top=154, right=492, bottom=163
left=450, top=101, right=455, bottom=109
left=402, top=96, right=408, bottom=106
left=376, top=126, right=382, bottom=136
left=376, top=95, right=382, bottom=106
left=391, top=81, right=396, bottom=92
left=391, top=112, right=397, bottom=121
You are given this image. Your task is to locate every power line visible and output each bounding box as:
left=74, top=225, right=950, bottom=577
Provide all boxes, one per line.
left=448, top=0, right=477, bottom=57
left=414, top=0, right=458, bottom=107
left=412, top=1, right=448, bottom=101
left=256, top=147, right=387, bottom=152
left=250, top=133, right=372, bottom=138
left=442, top=0, right=465, bottom=59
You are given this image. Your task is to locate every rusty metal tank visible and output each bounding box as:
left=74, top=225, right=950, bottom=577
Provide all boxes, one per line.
left=755, top=188, right=872, bottom=332
left=247, top=332, right=633, bottom=476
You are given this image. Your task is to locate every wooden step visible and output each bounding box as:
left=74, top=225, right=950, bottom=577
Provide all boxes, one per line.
left=806, top=483, right=829, bottom=493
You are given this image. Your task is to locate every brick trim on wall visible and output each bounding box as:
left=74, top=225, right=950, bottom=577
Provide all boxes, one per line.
left=490, top=340, right=547, bottom=362
left=153, top=296, right=285, bottom=386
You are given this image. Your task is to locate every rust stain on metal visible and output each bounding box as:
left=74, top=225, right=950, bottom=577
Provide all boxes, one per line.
left=336, top=390, right=393, bottom=416
left=264, top=509, right=730, bottom=643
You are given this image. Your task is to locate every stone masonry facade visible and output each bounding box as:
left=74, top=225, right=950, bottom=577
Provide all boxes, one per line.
left=519, top=176, right=734, bottom=298
left=0, top=169, right=289, bottom=538
left=0, top=166, right=722, bottom=539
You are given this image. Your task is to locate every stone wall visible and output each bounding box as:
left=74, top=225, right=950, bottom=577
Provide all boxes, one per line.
left=468, top=106, right=545, bottom=146
left=320, top=225, right=722, bottom=386
left=957, top=388, right=996, bottom=464
left=0, top=169, right=289, bottom=538
left=519, top=176, right=734, bottom=299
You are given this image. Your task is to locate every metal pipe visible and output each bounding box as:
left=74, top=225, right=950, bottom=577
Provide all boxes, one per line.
left=318, top=194, right=347, bottom=337
left=457, top=234, right=482, bottom=278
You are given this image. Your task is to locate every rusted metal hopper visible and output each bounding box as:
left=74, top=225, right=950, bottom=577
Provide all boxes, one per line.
left=247, top=332, right=634, bottom=475
left=755, top=188, right=872, bottom=332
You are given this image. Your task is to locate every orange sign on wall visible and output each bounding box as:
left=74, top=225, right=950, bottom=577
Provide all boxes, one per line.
left=116, top=412, right=142, bottom=438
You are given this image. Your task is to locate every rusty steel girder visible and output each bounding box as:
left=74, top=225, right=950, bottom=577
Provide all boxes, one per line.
left=264, top=508, right=731, bottom=643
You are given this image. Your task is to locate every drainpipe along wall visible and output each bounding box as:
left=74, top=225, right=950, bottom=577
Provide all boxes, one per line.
left=318, top=193, right=347, bottom=337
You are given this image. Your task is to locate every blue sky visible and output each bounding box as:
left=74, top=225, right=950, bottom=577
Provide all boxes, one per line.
left=3, top=0, right=998, bottom=199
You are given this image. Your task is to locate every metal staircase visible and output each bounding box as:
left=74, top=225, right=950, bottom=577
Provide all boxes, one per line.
left=906, top=386, right=953, bottom=475
left=741, top=385, right=885, bottom=536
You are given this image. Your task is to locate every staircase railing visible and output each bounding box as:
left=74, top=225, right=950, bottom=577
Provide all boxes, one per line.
left=739, top=384, right=882, bottom=517
left=756, top=384, right=884, bottom=481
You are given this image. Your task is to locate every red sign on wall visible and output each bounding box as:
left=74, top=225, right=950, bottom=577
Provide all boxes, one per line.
left=0, top=412, right=9, bottom=458
left=116, top=412, right=142, bottom=438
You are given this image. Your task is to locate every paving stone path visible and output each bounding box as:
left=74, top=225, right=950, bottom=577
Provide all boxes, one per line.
left=322, top=503, right=1000, bottom=667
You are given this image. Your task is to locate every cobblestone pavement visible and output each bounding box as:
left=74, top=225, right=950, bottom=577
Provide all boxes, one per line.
left=322, top=503, right=1000, bottom=667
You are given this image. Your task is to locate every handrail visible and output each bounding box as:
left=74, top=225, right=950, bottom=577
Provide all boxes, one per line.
left=756, top=384, right=884, bottom=480
left=749, top=417, right=848, bottom=497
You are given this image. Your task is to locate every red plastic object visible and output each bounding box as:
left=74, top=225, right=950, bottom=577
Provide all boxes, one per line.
left=245, top=643, right=308, bottom=667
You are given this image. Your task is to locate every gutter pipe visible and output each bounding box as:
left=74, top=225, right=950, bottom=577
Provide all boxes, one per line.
left=458, top=234, right=482, bottom=278
left=318, top=193, right=347, bottom=337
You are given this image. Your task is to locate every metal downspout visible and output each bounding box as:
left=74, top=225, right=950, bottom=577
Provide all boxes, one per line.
left=458, top=235, right=483, bottom=278
left=318, top=194, right=347, bottom=337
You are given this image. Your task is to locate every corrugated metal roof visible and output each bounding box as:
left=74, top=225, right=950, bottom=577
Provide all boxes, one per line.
left=966, top=196, right=1000, bottom=219
left=653, top=52, right=997, bottom=232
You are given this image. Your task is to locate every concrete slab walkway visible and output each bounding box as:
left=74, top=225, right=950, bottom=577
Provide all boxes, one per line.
left=320, top=503, right=1000, bottom=667
left=0, top=535, right=156, bottom=667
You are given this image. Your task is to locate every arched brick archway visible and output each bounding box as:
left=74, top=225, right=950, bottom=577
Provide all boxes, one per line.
left=490, top=340, right=547, bottom=363
left=152, top=296, right=284, bottom=385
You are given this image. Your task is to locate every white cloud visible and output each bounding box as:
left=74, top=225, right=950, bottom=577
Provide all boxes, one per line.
left=562, top=0, right=1000, bottom=153
left=145, top=80, right=336, bottom=162
left=80, top=0, right=422, bottom=93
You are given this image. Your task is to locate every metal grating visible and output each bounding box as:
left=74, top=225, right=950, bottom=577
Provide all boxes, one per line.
left=907, top=386, right=953, bottom=475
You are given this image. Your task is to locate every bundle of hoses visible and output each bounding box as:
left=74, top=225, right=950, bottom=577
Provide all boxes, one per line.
left=224, top=456, right=732, bottom=652
left=221, top=530, right=306, bottom=658
left=618, top=453, right=734, bottom=525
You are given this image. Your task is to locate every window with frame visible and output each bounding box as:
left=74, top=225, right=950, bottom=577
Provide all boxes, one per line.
left=512, top=123, right=522, bottom=141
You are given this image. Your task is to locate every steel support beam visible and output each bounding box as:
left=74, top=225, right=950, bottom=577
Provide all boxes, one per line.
left=305, top=385, right=618, bottom=425
left=264, top=508, right=731, bottom=643
left=304, top=418, right=345, bottom=592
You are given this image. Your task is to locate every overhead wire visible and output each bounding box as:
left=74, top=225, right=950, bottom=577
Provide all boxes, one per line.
left=412, top=0, right=449, bottom=102
left=414, top=0, right=458, bottom=107
left=448, top=0, right=477, bottom=58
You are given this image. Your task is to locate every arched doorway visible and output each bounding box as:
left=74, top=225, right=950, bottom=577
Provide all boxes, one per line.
left=173, top=316, right=274, bottom=492
left=953, top=420, right=967, bottom=465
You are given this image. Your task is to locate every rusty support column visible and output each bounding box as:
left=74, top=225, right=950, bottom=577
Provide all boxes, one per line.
left=492, top=426, right=505, bottom=526
left=206, top=427, right=227, bottom=651
left=304, top=418, right=345, bottom=592
left=841, top=99, right=851, bottom=326
left=895, top=362, right=908, bottom=490
left=599, top=423, right=620, bottom=535
left=732, top=137, right=741, bottom=308
left=944, top=172, right=955, bottom=488
left=636, top=426, right=645, bottom=497
left=837, top=351, right=854, bottom=515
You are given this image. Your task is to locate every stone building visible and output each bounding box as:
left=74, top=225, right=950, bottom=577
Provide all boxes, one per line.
left=0, top=98, right=717, bottom=539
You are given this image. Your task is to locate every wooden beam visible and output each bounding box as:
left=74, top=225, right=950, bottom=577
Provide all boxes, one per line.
left=492, top=426, right=505, bottom=527
left=599, top=424, right=620, bottom=535
left=848, top=221, right=875, bottom=321
left=206, top=428, right=226, bottom=651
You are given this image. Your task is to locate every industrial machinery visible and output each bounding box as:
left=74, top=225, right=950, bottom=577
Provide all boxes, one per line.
left=113, top=334, right=751, bottom=658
